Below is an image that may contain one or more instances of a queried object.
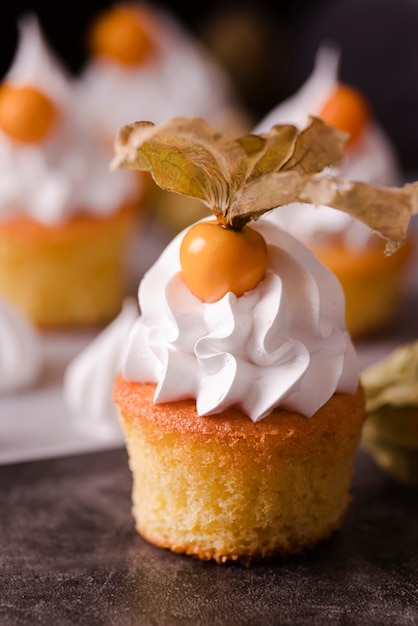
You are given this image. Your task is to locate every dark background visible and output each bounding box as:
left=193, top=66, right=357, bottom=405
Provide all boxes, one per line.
left=1, top=0, right=418, bottom=174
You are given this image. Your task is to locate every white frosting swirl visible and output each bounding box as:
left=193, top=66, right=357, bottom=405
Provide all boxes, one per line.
left=0, top=14, right=137, bottom=226
left=122, top=219, right=359, bottom=422
left=0, top=296, right=43, bottom=393
left=254, top=45, right=401, bottom=249
left=77, top=4, right=238, bottom=140
left=63, top=298, right=138, bottom=437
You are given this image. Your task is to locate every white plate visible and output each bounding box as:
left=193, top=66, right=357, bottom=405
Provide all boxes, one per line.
left=0, top=329, right=126, bottom=465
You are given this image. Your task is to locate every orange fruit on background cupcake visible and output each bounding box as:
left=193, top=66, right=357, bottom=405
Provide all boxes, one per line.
left=88, top=3, right=157, bottom=66
left=0, top=83, right=58, bottom=143
left=318, top=83, right=371, bottom=148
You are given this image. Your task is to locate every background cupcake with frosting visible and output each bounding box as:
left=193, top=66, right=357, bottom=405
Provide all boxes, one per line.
left=78, top=1, right=249, bottom=140
left=0, top=14, right=141, bottom=328
left=254, top=45, right=414, bottom=338
left=77, top=1, right=252, bottom=235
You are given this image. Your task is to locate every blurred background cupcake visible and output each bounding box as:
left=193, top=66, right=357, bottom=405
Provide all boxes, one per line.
left=78, top=1, right=250, bottom=140
left=75, top=1, right=253, bottom=236
left=0, top=15, right=141, bottom=328
left=254, top=44, right=414, bottom=339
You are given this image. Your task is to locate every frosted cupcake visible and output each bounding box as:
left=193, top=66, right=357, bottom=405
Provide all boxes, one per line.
left=79, top=2, right=248, bottom=141
left=78, top=2, right=251, bottom=235
left=110, top=117, right=416, bottom=563
left=255, top=45, right=412, bottom=338
left=0, top=15, right=141, bottom=328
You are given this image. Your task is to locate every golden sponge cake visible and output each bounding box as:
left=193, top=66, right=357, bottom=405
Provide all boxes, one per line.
left=114, top=378, right=365, bottom=564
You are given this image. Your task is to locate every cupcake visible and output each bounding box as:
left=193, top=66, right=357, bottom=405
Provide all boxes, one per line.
left=361, top=341, right=418, bottom=487
left=78, top=2, right=252, bottom=235
left=254, top=45, right=412, bottom=338
left=79, top=2, right=249, bottom=141
left=0, top=15, right=141, bottom=328
left=0, top=295, right=43, bottom=394
left=110, top=116, right=416, bottom=564
left=255, top=45, right=401, bottom=187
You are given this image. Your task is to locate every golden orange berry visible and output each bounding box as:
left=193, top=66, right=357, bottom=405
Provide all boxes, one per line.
left=0, top=84, right=57, bottom=143
left=318, top=84, right=371, bottom=147
left=180, top=220, right=269, bottom=302
left=89, top=5, right=155, bottom=66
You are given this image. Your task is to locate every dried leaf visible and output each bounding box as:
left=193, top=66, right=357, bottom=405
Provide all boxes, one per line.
left=280, top=115, right=347, bottom=174
left=112, top=118, right=246, bottom=212
left=361, top=342, right=418, bottom=485
left=229, top=173, right=418, bottom=253
left=361, top=341, right=418, bottom=412
left=112, top=116, right=418, bottom=252
left=238, top=124, right=300, bottom=181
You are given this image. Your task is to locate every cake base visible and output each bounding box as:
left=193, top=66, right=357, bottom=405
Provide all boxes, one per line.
left=314, top=239, right=413, bottom=339
left=114, top=377, right=366, bottom=565
left=0, top=204, right=139, bottom=328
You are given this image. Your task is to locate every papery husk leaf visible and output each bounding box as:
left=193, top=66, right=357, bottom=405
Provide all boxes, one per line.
left=361, top=341, right=418, bottom=486
left=112, top=118, right=248, bottom=213
left=112, top=116, right=418, bottom=250
left=112, top=117, right=346, bottom=214
left=229, top=173, right=418, bottom=253
left=361, top=341, right=418, bottom=412
left=236, top=117, right=345, bottom=182
left=362, top=408, right=418, bottom=485
left=280, top=115, right=347, bottom=174
left=237, top=125, right=300, bottom=181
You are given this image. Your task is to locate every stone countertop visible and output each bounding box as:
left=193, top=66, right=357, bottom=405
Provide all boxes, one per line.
left=0, top=446, right=417, bottom=626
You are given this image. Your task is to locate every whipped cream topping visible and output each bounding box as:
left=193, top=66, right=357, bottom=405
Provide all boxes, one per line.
left=121, top=218, right=359, bottom=422
left=0, top=14, right=137, bottom=226
left=254, top=45, right=401, bottom=249
left=63, top=298, right=138, bottom=437
left=78, top=4, right=238, bottom=140
left=0, top=296, right=43, bottom=393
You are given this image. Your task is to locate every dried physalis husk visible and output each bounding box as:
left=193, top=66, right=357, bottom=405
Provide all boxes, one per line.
left=361, top=341, right=418, bottom=487
left=111, top=115, right=418, bottom=254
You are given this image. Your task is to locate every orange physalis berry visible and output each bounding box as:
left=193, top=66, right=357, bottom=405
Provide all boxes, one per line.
left=318, top=84, right=371, bottom=147
left=180, top=220, right=269, bottom=303
left=0, top=84, right=57, bottom=144
left=89, top=5, right=155, bottom=66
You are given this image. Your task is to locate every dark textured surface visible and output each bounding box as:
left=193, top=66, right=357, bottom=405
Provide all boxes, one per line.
left=1, top=446, right=417, bottom=626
